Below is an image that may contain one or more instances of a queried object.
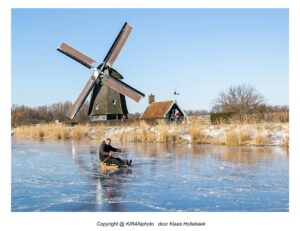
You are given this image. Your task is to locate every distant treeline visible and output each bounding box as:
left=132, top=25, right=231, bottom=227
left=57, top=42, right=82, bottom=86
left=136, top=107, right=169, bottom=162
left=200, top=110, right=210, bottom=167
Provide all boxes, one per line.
left=11, top=100, right=288, bottom=127
left=11, top=101, right=87, bottom=126
left=11, top=101, right=143, bottom=126
left=11, top=84, right=289, bottom=126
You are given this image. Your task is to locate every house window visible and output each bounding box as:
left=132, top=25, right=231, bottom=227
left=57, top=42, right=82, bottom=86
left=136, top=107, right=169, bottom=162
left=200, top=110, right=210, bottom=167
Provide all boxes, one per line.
left=96, top=104, right=99, bottom=110
left=112, top=99, right=116, bottom=105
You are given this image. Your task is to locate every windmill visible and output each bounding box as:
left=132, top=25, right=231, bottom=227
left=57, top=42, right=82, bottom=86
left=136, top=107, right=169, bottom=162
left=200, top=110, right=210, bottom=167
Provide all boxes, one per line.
left=57, top=22, right=145, bottom=120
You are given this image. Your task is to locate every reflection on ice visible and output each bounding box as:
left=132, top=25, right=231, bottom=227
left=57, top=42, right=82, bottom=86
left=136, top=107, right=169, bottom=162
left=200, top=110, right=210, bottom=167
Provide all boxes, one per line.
left=12, top=140, right=288, bottom=212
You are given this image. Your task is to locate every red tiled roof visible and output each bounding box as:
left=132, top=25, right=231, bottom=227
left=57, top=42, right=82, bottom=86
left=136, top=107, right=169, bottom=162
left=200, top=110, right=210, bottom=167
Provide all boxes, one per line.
left=140, top=100, right=174, bottom=119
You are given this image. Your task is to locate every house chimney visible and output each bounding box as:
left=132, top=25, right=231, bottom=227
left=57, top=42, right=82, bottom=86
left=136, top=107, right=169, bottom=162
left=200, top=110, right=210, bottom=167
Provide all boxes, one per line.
left=148, top=94, right=155, bottom=105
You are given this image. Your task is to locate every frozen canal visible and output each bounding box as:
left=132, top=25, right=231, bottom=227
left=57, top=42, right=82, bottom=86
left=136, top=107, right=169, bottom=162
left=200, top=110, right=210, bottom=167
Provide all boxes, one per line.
left=11, top=139, right=288, bottom=212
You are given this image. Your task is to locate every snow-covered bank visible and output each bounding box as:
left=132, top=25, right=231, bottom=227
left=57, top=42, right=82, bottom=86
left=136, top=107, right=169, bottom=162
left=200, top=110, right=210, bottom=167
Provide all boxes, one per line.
left=13, top=122, right=289, bottom=147
left=104, top=123, right=289, bottom=147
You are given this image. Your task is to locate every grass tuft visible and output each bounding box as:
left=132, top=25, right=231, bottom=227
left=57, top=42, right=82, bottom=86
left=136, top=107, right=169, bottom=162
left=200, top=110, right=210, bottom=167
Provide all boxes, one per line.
left=225, top=130, right=252, bottom=146
left=284, top=135, right=289, bottom=148
left=71, top=125, right=88, bottom=140
left=254, top=135, right=269, bottom=146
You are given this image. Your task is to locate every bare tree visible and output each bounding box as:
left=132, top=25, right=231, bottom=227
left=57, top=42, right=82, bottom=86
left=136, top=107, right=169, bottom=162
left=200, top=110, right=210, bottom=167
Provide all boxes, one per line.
left=212, top=84, right=265, bottom=114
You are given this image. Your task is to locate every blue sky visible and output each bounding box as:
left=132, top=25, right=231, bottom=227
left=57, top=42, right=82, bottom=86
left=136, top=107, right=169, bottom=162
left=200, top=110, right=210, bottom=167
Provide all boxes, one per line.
left=12, top=8, right=288, bottom=113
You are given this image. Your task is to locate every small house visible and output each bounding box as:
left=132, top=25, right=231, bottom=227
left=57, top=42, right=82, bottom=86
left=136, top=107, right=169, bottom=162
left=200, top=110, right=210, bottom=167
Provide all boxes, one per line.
left=140, top=94, right=186, bottom=122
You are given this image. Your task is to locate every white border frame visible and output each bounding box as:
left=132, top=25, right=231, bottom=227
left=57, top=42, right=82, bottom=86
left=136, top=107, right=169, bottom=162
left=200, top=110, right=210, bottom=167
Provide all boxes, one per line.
left=1, top=1, right=299, bottom=231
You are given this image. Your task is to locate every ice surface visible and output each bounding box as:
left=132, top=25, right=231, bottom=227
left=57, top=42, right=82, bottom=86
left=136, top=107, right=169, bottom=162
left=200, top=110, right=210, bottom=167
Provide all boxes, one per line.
left=11, top=140, right=289, bottom=212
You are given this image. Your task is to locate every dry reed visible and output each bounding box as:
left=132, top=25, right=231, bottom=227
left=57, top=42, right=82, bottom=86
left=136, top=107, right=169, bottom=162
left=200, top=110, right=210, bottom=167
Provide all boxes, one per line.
left=225, top=130, right=252, bottom=146
left=12, top=119, right=288, bottom=147
left=188, top=123, right=209, bottom=143
left=225, top=132, right=240, bottom=146
left=254, top=135, right=269, bottom=146
left=156, top=121, right=169, bottom=143
left=215, top=111, right=289, bottom=125
left=284, top=135, right=289, bottom=148
left=71, top=125, right=88, bottom=140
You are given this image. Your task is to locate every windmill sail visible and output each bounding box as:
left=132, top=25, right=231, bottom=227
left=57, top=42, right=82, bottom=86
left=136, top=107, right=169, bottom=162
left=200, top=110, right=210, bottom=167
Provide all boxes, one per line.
left=57, top=42, right=97, bottom=69
left=102, top=76, right=144, bottom=102
left=102, top=22, right=133, bottom=67
left=66, top=74, right=97, bottom=119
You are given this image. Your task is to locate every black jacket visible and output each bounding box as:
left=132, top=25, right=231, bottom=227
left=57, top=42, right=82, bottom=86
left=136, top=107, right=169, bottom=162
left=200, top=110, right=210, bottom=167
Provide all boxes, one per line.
left=99, top=141, right=121, bottom=159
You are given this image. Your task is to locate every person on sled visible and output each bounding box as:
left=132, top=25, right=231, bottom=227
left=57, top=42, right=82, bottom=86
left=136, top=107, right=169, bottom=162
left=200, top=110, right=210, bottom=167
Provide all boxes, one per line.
left=99, top=138, right=132, bottom=167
